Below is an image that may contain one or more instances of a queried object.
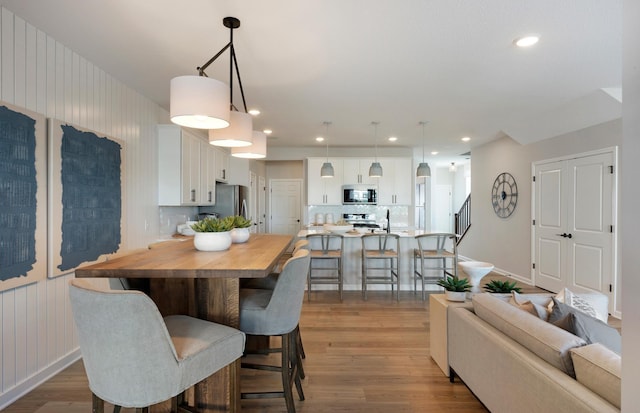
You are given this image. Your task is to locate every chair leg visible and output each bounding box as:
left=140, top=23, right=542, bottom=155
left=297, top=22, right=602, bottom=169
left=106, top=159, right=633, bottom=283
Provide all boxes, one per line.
left=92, top=393, right=104, bottom=413
left=281, top=333, right=297, bottom=413
left=290, top=332, right=305, bottom=402
left=113, top=406, right=121, bottom=413
left=338, top=257, right=343, bottom=301
left=295, top=325, right=306, bottom=379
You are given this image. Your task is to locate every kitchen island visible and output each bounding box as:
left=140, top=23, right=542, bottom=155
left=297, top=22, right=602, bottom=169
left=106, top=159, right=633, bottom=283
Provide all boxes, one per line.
left=75, top=233, right=293, bottom=413
left=298, top=229, right=445, bottom=293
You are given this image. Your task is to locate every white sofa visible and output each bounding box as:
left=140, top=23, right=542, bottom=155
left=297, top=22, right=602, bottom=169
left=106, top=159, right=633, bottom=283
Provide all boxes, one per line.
left=447, top=293, right=621, bottom=413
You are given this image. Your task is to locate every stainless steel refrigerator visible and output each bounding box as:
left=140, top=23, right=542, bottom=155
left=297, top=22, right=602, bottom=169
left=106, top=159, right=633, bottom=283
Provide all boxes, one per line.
left=202, top=184, right=249, bottom=219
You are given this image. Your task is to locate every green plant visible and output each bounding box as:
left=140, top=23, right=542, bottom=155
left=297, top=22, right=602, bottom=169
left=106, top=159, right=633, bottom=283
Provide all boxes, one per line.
left=437, top=275, right=472, bottom=292
left=483, top=279, right=522, bottom=293
left=232, top=215, right=252, bottom=229
left=190, top=216, right=235, bottom=232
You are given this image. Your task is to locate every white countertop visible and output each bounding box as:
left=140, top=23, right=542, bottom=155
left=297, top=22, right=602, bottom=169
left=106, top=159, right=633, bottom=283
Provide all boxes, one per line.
left=297, top=229, right=430, bottom=238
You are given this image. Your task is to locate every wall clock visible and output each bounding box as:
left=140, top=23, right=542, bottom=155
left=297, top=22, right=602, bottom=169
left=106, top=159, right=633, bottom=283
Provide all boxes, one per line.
left=491, top=172, right=518, bottom=218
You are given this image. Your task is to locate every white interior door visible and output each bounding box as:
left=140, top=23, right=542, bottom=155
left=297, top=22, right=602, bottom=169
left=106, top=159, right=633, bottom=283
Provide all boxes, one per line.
left=258, top=176, right=266, bottom=233
left=270, top=179, right=302, bottom=235
left=534, top=150, right=616, bottom=302
left=433, top=185, right=452, bottom=232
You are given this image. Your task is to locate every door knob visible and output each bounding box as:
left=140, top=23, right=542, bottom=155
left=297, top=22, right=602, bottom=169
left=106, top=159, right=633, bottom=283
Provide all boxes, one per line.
left=555, top=233, right=573, bottom=238
left=566, top=233, right=572, bottom=239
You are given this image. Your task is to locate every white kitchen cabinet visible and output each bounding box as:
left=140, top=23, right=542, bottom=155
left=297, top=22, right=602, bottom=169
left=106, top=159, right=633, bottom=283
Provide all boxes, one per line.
left=307, top=158, right=343, bottom=205
left=214, top=146, right=230, bottom=182
left=158, top=124, right=204, bottom=206
left=200, top=142, right=216, bottom=205
left=377, top=158, right=413, bottom=205
left=342, top=158, right=379, bottom=185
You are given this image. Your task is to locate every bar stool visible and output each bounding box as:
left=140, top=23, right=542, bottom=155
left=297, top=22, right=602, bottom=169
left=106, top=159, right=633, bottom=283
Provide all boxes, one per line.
left=239, top=249, right=311, bottom=413
left=68, top=279, right=245, bottom=413
left=413, top=233, right=459, bottom=300
left=306, top=233, right=344, bottom=301
left=361, top=233, right=400, bottom=301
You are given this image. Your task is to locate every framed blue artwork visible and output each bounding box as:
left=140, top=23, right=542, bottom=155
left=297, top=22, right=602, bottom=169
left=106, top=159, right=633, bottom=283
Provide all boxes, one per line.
left=48, top=119, right=124, bottom=277
left=0, top=102, right=47, bottom=291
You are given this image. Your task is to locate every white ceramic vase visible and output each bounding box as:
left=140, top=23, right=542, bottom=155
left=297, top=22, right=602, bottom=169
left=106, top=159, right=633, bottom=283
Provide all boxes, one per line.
left=193, top=231, right=232, bottom=251
left=445, top=290, right=467, bottom=302
left=230, top=227, right=250, bottom=243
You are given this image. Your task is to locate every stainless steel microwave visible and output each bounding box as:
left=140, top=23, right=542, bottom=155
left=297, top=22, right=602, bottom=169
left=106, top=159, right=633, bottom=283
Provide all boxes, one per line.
left=342, top=185, right=377, bottom=205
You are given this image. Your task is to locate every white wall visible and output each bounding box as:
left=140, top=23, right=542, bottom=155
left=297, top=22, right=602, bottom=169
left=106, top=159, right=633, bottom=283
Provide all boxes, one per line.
left=459, top=119, right=622, bottom=289
left=621, top=0, right=640, bottom=407
left=0, top=7, right=165, bottom=408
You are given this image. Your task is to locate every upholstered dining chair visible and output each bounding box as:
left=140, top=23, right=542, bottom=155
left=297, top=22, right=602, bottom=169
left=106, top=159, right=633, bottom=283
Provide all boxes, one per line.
left=239, top=249, right=311, bottom=413
left=413, top=232, right=459, bottom=300
left=69, top=278, right=245, bottom=413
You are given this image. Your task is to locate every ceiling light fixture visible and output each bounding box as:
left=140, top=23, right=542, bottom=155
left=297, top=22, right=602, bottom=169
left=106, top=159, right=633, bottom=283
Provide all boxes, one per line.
left=461, top=136, right=471, bottom=142
left=315, top=137, right=324, bottom=142
left=388, top=136, right=397, bottom=142
left=431, top=151, right=439, bottom=155
left=263, top=129, right=272, bottom=135
left=416, top=121, right=431, bottom=178
left=248, top=109, right=261, bottom=116
left=320, top=121, right=334, bottom=178
left=369, top=121, right=383, bottom=178
left=169, top=16, right=253, bottom=147
left=514, top=35, right=539, bottom=47
left=231, top=131, right=267, bottom=158
left=449, top=162, right=457, bottom=172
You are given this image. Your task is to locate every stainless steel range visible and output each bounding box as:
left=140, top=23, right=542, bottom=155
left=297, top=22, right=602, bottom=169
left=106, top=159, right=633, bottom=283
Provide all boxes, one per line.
left=343, top=213, right=380, bottom=228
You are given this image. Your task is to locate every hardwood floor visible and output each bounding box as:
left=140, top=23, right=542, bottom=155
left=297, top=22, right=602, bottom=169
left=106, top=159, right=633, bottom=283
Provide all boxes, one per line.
left=6, top=274, right=542, bottom=413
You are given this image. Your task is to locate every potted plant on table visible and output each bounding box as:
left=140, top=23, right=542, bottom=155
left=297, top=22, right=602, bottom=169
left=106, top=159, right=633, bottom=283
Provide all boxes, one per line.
left=437, top=275, right=472, bottom=302
left=190, top=216, right=235, bottom=251
left=230, top=215, right=252, bottom=243
left=483, top=279, right=522, bottom=294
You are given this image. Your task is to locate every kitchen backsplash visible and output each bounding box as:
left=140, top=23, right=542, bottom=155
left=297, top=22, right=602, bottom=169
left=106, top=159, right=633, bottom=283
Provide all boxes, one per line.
left=307, top=205, right=410, bottom=228
left=158, top=206, right=199, bottom=237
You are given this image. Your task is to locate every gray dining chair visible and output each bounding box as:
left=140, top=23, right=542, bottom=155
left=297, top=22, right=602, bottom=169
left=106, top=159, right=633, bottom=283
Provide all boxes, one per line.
left=69, top=278, right=245, bottom=413
left=239, top=249, right=311, bottom=413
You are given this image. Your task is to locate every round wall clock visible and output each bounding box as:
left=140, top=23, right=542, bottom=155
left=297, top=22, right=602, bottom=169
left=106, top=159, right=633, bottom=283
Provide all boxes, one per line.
left=491, top=172, right=518, bottom=218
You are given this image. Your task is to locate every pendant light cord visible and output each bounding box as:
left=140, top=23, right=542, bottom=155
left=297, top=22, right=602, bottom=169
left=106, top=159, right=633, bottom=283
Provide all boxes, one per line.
left=372, top=121, right=379, bottom=161
left=324, top=121, right=331, bottom=161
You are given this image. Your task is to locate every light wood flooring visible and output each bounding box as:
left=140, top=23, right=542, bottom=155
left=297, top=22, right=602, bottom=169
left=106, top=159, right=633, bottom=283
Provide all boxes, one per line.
left=3, top=274, right=546, bottom=413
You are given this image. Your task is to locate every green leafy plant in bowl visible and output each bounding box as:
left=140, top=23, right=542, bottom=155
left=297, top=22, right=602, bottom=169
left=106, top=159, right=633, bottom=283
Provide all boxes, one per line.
left=191, top=216, right=235, bottom=232
left=483, top=279, right=522, bottom=293
left=232, top=215, right=252, bottom=229
left=437, top=275, right=472, bottom=292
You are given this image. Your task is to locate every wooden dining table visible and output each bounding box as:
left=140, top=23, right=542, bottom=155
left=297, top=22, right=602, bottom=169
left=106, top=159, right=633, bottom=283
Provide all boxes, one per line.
left=75, top=233, right=294, bottom=413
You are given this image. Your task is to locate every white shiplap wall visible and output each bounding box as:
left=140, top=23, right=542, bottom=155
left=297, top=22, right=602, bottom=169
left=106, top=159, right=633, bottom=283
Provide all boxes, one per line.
left=0, top=7, right=165, bottom=408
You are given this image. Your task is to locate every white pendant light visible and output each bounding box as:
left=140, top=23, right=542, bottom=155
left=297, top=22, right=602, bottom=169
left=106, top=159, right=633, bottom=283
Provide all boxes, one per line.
left=170, top=76, right=230, bottom=129
left=170, top=16, right=254, bottom=147
left=368, top=121, right=383, bottom=177
left=231, top=131, right=267, bottom=158
left=320, top=121, right=334, bottom=178
left=209, top=111, right=253, bottom=147
left=416, top=121, right=431, bottom=178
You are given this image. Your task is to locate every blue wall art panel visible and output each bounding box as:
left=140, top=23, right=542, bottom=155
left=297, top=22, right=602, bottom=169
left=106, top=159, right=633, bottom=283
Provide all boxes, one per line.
left=0, top=103, right=47, bottom=292
left=48, top=120, right=123, bottom=277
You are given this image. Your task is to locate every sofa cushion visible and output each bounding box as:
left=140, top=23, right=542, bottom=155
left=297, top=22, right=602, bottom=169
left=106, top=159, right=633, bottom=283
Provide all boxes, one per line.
left=549, top=298, right=621, bottom=354
left=472, top=293, right=587, bottom=377
left=509, top=291, right=550, bottom=320
left=549, top=288, right=609, bottom=322
left=570, top=343, right=621, bottom=409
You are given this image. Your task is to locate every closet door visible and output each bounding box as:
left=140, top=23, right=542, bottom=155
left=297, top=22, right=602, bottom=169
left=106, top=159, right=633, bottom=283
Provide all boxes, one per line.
left=534, top=151, right=615, bottom=303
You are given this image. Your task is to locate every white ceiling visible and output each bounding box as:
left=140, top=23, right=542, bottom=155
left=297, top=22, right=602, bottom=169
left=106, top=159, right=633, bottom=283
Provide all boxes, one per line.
left=0, top=0, right=622, bottom=160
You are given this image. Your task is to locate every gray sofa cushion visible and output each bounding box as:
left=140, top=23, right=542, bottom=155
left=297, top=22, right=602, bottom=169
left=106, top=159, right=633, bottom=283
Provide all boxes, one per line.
left=472, top=293, right=587, bottom=377
left=550, top=298, right=621, bottom=354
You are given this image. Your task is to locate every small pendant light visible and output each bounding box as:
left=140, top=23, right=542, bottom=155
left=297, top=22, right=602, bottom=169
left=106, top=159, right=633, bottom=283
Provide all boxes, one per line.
left=416, top=121, right=431, bottom=178
left=320, top=121, right=334, bottom=178
left=369, top=121, right=383, bottom=178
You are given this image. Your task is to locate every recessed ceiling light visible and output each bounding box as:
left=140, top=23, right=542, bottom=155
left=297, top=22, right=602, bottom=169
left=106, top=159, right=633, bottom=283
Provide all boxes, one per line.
left=388, top=136, right=397, bottom=142
left=514, top=35, right=539, bottom=47
left=248, top=109, right=261, bottom=116
left=263, top=129, right=272, bottom=135
left=461, top=136, right=471, bottom=142
left=431, top=151, right=439, bottom=155
left=316, top=136, right=324, bottom=142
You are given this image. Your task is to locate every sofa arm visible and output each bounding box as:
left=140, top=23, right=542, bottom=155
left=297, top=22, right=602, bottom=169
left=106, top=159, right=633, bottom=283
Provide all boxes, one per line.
left=571, top=343, right=621, bottom=409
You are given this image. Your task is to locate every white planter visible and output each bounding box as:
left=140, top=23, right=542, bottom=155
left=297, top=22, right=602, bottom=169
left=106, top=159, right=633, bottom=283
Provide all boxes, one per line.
left=445, top=290, right=467, bottom=302
left=230, top=227, right=250, bottom=243
left=193, top=231, right=232, bottom=251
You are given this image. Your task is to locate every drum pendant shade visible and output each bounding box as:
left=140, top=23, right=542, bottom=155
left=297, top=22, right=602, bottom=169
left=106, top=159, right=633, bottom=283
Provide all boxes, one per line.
left=231, top=131, right=267, bottom=158
left=170, top=76, right=230, bottom=129
left=209, top=111, right=253, bottom=147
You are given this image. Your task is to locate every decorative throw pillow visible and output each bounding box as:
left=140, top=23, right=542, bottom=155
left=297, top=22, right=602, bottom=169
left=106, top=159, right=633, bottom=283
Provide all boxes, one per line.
left=549, top=298, right=621, bottom=354
left=548, top=288, right=608, bottom=322
left=509, top=291, right=549, bottom=320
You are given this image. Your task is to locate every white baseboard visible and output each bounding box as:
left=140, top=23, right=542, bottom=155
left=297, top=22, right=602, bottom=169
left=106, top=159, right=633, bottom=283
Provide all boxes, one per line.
left=457, top=255, right=534, bottom=286
left=0, top=349, right=82, bottom=411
